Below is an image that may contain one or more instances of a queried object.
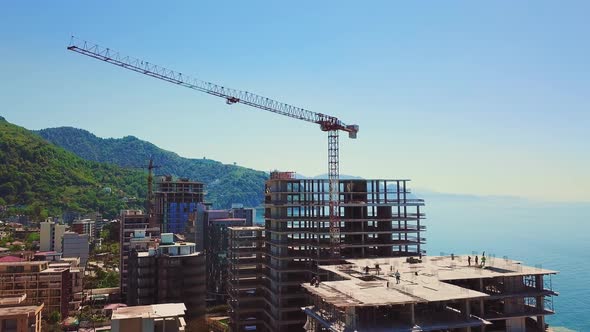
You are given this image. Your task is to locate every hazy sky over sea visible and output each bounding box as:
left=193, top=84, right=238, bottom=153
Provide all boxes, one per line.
left=1, top=1, right=588, bottom=202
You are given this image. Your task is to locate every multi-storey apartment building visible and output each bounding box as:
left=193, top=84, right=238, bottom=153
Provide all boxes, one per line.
left=119, top=210, right=160, bottom=302
left=0, top=261, right=71, bottom=317
left=40, top=220, right=67, bottom=252
left=127, top=233, right=206, bottom=320
left=61, top=232, right=89, bottom=266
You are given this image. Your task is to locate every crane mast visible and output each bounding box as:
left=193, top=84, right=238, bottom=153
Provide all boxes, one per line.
left=67, top=37, right=359, bottom=259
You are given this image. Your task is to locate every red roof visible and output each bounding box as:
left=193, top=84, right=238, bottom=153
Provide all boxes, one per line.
left=0, top=256, right=24, bottom=263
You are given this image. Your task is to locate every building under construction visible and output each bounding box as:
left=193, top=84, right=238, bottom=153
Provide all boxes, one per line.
left=302, top=256, right=557, bottom=332
left=154, top=176, right=204, bottom=234
left=227, top=226, right=266, bottom=331
left=228, top=172, right=426, bottom=331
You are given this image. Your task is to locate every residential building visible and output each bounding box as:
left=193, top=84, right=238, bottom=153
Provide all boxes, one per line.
left=61, top=232, right=90, bottom=266
left=72, top=219, right=96, bottom=241
left=302, top=256, right=558, bottom=332
left=40, top=220, right=67, bottom=252
left=46, top=260, right=84, bottom=313
left=0, top=261, right=71, bottom=317
left=119, top=210, right=160, bottom=303
left=154, top=176, right=204, bottom=235
left=111, top=303, right=187, bottom=332
left=127, top=233, right=206, bottom=320
left=0, top=295, right=43, bottom=332
left=33, top=251, right=62, bottom=262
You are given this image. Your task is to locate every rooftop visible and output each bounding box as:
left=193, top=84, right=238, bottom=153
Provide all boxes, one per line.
left=0, top=294, right=27, bottom=306
left=0, top=256, right=24, bottom=263
left=112, top=303, right=186, bottom=320
left=304, top=255, right=557, bottom=308
left=0, top=304, right=43, bottom=317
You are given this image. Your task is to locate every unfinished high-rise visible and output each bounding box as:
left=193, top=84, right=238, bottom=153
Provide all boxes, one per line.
left=302, top=256, right=557, bottom=332
left=154, top=176, right=204, bottom=235
left=228, top=172, right=426, bottom=331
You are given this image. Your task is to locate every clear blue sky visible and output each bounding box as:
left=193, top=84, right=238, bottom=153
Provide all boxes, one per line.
left=1, top=1, right=588, bottom=202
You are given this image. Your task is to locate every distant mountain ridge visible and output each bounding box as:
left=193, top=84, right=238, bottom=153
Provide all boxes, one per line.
left=0, top=117, right=146, bottom=219
left=36, top=127, right=268, bottom=208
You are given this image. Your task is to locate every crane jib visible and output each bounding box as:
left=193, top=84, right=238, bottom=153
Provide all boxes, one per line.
left=67, top=36, right=359, bottom=260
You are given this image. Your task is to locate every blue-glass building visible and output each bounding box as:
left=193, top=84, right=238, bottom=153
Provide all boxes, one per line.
left=154, top=176, right=204, bottom=235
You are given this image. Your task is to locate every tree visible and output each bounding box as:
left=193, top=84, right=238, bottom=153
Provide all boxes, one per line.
left=48, top=311, right=61, bottom=324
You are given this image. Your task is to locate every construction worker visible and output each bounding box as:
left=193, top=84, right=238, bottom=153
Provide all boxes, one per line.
left=395, top=270, right=401, bottom=284
left=481, top=256, right=486, bottom=268
left=468, top=256, right=471, bottom=266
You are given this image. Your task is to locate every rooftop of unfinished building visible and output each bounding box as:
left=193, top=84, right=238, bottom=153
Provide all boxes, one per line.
left=112, top=303, right=186, bottom=320
left=228, top=226, right=264, bottom=231
left=303, top=255, right=557, bottom=308
left=269, top=171, right=415, bottom=181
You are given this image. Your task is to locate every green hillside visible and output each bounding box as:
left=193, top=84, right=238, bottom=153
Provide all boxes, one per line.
left=36, top=127, right=268, bottom=208
left=0, top=117, right=146, bottom=219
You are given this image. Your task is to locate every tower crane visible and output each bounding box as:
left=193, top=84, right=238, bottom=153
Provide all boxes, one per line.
left=145, top=158, right=160, bottom=228
left=67, top=37, right=359, bottom=259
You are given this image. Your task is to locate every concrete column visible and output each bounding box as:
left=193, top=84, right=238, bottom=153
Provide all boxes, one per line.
left=536, top=315, right=545, bottom=330
left=345, top=307, right=356, bottom=330
left=479, top=299, right=484, bottom=317
left=464, top=299, right=471, bottom=318
left=463, top=300, right=472, bottom=332
left=410, top=303, right=415, bottom=326
left=535, top=275, right=545, bottom=331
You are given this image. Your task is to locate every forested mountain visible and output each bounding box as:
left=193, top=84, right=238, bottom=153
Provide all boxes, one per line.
left=36, top=127, right=268, bottom=208
left=0, top=117, right=146, bottom=219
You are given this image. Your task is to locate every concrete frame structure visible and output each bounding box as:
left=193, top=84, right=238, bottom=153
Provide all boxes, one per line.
left=154, top=176, right=204, bottom=235
left=229, top=175, right=426, bottom=331
left=207, top=216, right=249, bottom=304
left=227, top=226, right=266, bottom=331
left=302, top=256, right=557, bottom=332
left=119, top=210, right=160, bottom=303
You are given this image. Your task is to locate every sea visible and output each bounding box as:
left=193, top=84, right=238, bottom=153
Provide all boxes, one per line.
left=420, top=191, right=590, bottom=332
left=253, top=193, right=590, bottom=331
